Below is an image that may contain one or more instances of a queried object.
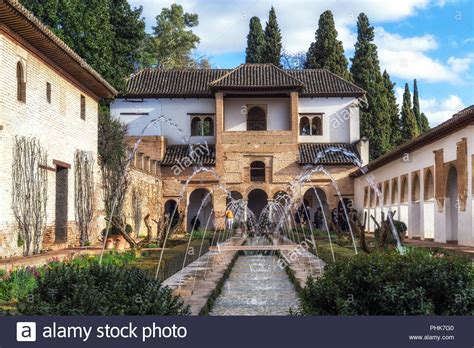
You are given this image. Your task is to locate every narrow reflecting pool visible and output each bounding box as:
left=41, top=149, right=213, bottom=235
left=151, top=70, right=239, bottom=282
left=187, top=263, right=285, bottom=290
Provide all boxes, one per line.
left=209, top=238, right=299, bottom=316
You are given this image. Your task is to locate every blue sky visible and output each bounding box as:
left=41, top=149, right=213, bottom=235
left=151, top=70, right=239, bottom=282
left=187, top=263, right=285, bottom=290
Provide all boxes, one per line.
left=130, top=0, right=473, bottom=126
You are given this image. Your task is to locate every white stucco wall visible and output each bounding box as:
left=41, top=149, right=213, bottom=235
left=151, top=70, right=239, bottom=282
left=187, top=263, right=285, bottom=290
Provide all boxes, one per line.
left=0, top=33, right=100, bottom=256
left=298, top=97, right=360, bottom=143
left=354, top=125, right=474, bottom=247
left=111, top=98, right=216, bottom=145
left=112, top=95, right=361, bottom=145
left=224, top=97, right=290, bottom=131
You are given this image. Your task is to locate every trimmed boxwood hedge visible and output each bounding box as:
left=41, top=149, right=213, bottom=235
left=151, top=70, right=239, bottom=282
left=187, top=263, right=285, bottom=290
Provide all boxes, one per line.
left=298, top=249, right=474, bottom=315
left=17, top=263, right=189, bottom=315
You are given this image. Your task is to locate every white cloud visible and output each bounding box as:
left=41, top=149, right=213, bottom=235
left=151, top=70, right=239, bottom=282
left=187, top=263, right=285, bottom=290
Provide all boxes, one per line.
left=130, top=0, right=431, bottom=55
left=375, top=27, right=474, bottom=83
left=395, top=86, right=465, bottom=126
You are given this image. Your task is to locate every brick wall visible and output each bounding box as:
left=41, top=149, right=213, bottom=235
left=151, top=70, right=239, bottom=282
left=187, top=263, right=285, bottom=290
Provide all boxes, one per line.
left=0, top=32, right=100, bottom=257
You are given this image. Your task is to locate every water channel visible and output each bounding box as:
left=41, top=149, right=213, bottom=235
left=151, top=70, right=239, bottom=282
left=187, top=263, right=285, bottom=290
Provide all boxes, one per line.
left=209, top=237, right=299, bottom=316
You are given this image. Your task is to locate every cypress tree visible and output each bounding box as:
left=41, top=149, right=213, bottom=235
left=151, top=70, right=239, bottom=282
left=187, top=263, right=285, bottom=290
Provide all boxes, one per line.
left=382, top=70, right=402, bottom=148
left=350, top=13, right=391, bottom=159
left=401, top=83, right=420, bottom=142
left=412, top=79, right=421, bottom=132
left=245, top=17, right=265, bottom=63
left=305, top=10, right=350, bottom=80
left=262, top=6, right=282, bottom=67
left=419, top=112, right=431, bottom=133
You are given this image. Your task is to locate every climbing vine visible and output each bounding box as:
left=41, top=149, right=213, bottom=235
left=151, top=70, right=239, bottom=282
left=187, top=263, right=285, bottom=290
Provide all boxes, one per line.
left=74, top=150, right=95, bottom=246
left=131, top=186, right=143, bottom=235
left=11, top=136, right=48, bottom=256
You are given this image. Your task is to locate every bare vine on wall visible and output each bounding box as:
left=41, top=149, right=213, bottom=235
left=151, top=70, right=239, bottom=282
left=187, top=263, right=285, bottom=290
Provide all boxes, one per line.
left=131, top=186, right=142, bottom=236
left=11, top=136, right=48, bottom=256
left=74, top=150, right=95, bottom=245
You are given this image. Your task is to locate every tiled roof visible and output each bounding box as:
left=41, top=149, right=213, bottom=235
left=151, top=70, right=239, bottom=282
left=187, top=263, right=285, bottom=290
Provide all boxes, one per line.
left=209, top=64, right=304, bottom=90
left=352, top=105, right=474, bottom=177
left=123, top=64, right=365, bottom=98
left=126, top=69, right=228, bottom=98
left=288, top=69, right=365, bottom=97
left=160, top=144, right=216, bottom=166
left=298, top=143, right=361, bottom=165
left=0, top=0, right=116, bottom=98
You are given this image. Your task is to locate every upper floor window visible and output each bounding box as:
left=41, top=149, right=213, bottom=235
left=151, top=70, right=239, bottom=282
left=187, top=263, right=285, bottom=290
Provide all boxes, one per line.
left=46, top=82, right=51, bottom=104
left=80, top=95, right=86, bottom=120
left=250, top=161, right=265, bottom=182
left=299, top=114, right=322, bottom=136
left=191, top=116, right=214, bottom=136
left=17, top=62, right=26, bottom=103
left=247, top=106, right=266, bottom=131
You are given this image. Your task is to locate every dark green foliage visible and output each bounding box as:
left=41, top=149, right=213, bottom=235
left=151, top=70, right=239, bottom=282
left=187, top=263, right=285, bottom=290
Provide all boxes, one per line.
left=21, top=0, right=146, bottom=92
left=18, top=263, right=189, bottom=315
left=305, top=10, right=350, bottom=80
left=108, top=0, right=146, bottom=91
left=261, top=6, right=282, bottom=67
left=148, top=4, right=206, bottom=69
left=374, top=220, right=407, bottom=246
left=419, top=112, right=431, bottom=133
left=383, top=70, right=402, bottom=148
left=401, top=83, right=420, bottom=142
left=350, top=14, right=391, bottom=159
left=412, top=79, right=421, bottom=131
left=245, top=17, right=265, bottom=63
left=298, top=251, right=474, bottom=315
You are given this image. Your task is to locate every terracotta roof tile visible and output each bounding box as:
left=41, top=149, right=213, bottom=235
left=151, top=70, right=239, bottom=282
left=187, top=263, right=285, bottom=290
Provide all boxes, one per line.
left=298, top=143, right=360, bottom=165
left=124, top=64, right=365, bottom=98
left=352, top=105, right=474, bottom=177
left=160, top=144, right=216, bottom=166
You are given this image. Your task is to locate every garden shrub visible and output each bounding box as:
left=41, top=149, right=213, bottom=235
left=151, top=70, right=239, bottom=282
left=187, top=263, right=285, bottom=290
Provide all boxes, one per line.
left=298, top=250, right=474, bottom=315
left=0, top=267, right=40, bottom=303
left=17, top=263, right=189, bottom=315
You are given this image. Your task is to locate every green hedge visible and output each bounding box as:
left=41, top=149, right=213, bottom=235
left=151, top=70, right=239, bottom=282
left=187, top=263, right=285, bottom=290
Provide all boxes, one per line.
left=298, top=250, right=474, bottom=315
left=17, top=263, right=189, bottom=315
left=316, top=242, right=356, bottom=264
left=133, top=240, right=209, bottom=281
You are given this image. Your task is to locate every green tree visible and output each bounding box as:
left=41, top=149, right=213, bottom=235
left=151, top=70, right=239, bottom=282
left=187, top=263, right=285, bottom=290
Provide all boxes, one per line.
left=419, top=112, right=431, bottom=133
left=413, top=80, right=430, bottom=133
left=350, top=13, right=391, bottom=159
left=21, top=0, right=114, bottom=81
left=21, top=0, right=147, bottom=92
left=245, top=16, right=265, bottom=63
left=305, top=10, right=350, bottom=80
left=382, top=70, right=402, bottom=148
left=261, top=6, right=282, bottom=67
left=109, top=0, right=146, bottom=91
left=149, top=4, right=201, bottom=68
left=401, top=83, right=420, bottom=142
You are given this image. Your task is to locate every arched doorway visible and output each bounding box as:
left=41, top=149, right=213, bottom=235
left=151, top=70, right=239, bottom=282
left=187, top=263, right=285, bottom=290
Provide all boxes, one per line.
left=303, top=188, right=328, bottom=228
left=247, top=189, right=268, bottom=218
left=187, top=188, right=214, bottom=232
left=446, top=166, right=458, bottom=242
left=164, top=199, right=179, bottom=228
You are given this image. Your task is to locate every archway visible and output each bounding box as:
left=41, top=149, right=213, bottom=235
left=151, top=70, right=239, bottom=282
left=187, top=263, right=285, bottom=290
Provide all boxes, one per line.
left=446, top=166, right=458, bottom=242
left=303, top=187, right=328, bottom=228
left=164, top=199, right=179, bottom=228
left=411, top=172, right=421, bottom=238
left=227, top=191, right=243, bottom=205
left=187, top=188, right=214, bottom=232
left=247, top=189, right=268, bottom=218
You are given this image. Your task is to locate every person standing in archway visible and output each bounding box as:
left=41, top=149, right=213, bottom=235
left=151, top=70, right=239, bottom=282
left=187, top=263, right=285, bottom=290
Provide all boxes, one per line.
left=225, top=209, right=234, bottom=231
